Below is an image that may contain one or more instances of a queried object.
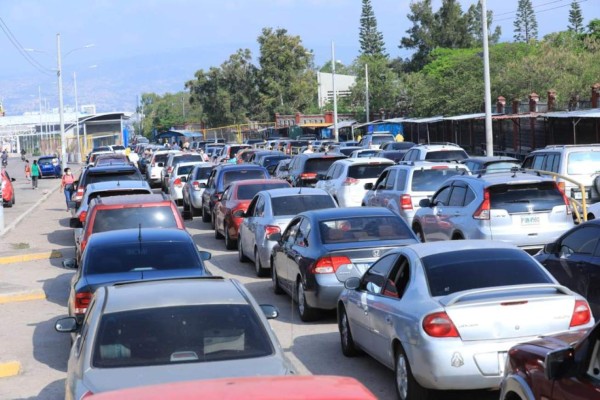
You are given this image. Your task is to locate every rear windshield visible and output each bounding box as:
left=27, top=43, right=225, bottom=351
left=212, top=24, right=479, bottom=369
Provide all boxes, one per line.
left=262, top=156, right=288, bottom=166
left=111, top=145, right=126, bottom=151
left=489, top=181, right=564, bottom=213
left=305, top=158, right=344, bottom=173
left=271, top=195, right=336, bottom=216
left=567, top=151, right=600, bottom=175
left=85, top=241, right=199, bottom=275
left=425, top=150, right=468, bottom=161
left=240, top=151, right=255, bottom=162
left=237, top=183, right=289, bottom=200
left=422, top=248, right=552, bottom=296
left=482, top=161, right=520, bottom=173
left=194, top=167, right=213, bottom=180
left=222, top=170, right=267, bottom=187
left=370, top=136, right=394, bottom=145
left=92, top=206, right=178, bottom=234
left=172, top=155, right=202, bottom=165
left=320, top=216, right=413, bottom=244
left=355, top=150, right=381, bottom=158
left=348, top=164, right=390, bottom=179
left=92, top=305, right=273, bottom=368
left=411, top=168, right=466, bottom=191
left=229, top=146, right=249, bottom=156
left=86, top=170, right=143, bottom=185
left=175, top=164, right=196, bottom=176
left=154, top=154, right=170, bottom=163
left=39, top=158, right=59, bottom=166
left=87, top=190, right=151, bottom=205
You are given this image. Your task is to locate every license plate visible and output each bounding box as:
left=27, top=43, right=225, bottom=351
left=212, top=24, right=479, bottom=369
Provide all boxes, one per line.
left=521, top=215, right=540, bottom=225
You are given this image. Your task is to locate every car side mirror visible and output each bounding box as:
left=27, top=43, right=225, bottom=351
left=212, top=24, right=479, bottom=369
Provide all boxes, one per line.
left=62, top=258, right=78, bottom=269
left=545, top=347, right=575, bottom=380
left=69, top=218, right=83, bottom=229
left=260, top=304, right=279, bottom=319
left=544, top=242, right=559, bottom=254
left=157, top=162, right=164, bottom=167
left=316, top=174, right=326, bottom=181
left=419, top=198, right=432, bottom=208
left=180, top=176, right=188, bottom=183
left=199, top=182, right=207, bottom=188
left=266, top=232, right=281, bottom=241
left=344, top=277, right=361, bottom=290
left=233, top=210, right=245, bottom=218
left=199, top=251, right=212, bottom=261
left=55, top=317, right=78, bottom=333
left=364, top=182, right=374, bottom=190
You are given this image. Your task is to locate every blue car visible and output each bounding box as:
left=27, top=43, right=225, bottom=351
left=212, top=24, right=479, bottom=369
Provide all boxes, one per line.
left=37, top=155, right=62, bottom=178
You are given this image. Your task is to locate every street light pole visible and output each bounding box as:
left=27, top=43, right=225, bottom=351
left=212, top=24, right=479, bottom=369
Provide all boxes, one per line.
left=481, top=0, right=494, bottom=157
left=74, top=72, right=82, bottom=162
left=365, top=64, right=370, bottom=123
left=331, top=41, right=339, bottom=142
left=57, top=33, right=67, bottom=169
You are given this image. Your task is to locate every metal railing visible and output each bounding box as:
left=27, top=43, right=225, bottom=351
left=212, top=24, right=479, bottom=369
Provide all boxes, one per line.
left=530, top=169, right=589, bottom=224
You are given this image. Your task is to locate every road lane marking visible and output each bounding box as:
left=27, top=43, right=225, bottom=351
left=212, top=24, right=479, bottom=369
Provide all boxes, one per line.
left=0, top=250, right=62, bottom=265
left=0, top=290, right=46, bottom=304
left=0, top=361, right=21, bottom=378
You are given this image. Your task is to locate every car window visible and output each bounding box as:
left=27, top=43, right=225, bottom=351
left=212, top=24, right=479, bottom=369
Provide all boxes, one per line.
left=92, top=206, right=178, bottom=233
left=567, top=151, right=600, bottom=175
left=296, top=218, right=311, bottom=247
left=433, top=186, right=452, bottom=206
left=271, top=195, right=335, bottom=216
left=424, top=150, right=468, bottom=161
left=319, top=216, right=413, bottom=244
left=410, top=168, right=466, bottom=192
left=422, top=248, right=553, bottom=296
left=522, top=156, right=533, bottom=169
left=92, top=304, right=273, bottom=368
left=560, top=226, right=600, bottom=255
left=347, top=164, right=390, bottom=179
left=542, top=154, right=559, bottom=173
left=304, top=158, right=344, bottom=174
left=222, top=170, right=267, bottom=187
left=87, top=170, right=143, bottom=185
left=282, top=218, right=301, bottom=246
left=175, top=164, right=196, bottom=176
left=385, top=170, right=397, bottom=190
left=489, top=182, right=565, bottom=213
left=362, top=254, right=399, bottom=294
left=448, top=185, right=467, bottom=207
left=532, top=155, right=545, bottom=170
left=194, top=167, right=213, bottom=180
left=394, top=169, right=408, bottom=190
left=255, top=197, right=266, bottom=217
left=374, top=170, right=388, bottom=190
left=236, top=182, right=289, bottom=200
left=382, top=256, right=411, bottom=299
left=246, top=196, right=258, bottom=216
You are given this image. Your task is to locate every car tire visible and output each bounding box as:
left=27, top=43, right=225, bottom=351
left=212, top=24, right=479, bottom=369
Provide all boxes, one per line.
left=451, top=233, right=464, bottom=240
left=339, top=307, right=359, bottom=357
left=191, top=203, right=201, bottom=217
left=588, top=213, right=595, bottom=221
left=238, top=236, right=249, bottom=263
left=224, top=224, right=236, bottom=250
left=255, top=247, right=268, bottom=277
left=413, top=224, right=425, bottom=243
left=272, top=261, right=284, bottom=295
left=201, top=204, right=210, bottom=223
left=395, top=343, right=432, bottom=400
left=210, top=211, right=216, bottom=230
left=296, top=280, right=319, bottom=322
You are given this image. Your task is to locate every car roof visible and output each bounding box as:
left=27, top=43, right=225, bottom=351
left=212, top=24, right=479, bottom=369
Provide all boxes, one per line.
left=87, top=227, right=192, bottom=248
left=335, top=157, right=394, bottom=165
left=398, top=239, right=520, bottom=258
left=86, top=164, right=139, bottom=173
left=395, top=161, right=468, bottom=169
left=262, top=187, right=331, bottom=198
left=301, top=206, right=395, bottom=219
left=226, top=179, right=288, bottom=187
left=85, top=181, right=151, bottom=192
left=90, top=193, right=170, bottom=206
left=457, top=170, right=555, bottom=185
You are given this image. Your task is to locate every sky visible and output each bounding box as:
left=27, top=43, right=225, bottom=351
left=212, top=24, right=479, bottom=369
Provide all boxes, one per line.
left=0, top=0, right=597, bottom=114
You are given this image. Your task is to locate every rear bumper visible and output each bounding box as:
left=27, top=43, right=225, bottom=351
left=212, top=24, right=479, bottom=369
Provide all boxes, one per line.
left=304, top=274, right=344, bottom=311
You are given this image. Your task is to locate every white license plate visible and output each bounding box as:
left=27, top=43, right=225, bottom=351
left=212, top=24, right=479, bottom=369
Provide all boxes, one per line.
left=521, top=215, right=540, bottom=225
left=573, top=192, right=589, bottom=200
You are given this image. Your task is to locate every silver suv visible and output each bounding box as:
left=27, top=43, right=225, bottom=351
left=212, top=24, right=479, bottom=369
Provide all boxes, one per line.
left=522, top=145, right=600, bottom=203
left=402, top=142, right=469, bottom=162
left=412, top=171, right=574, bottom=252
left=362, top=161, right=469, bottom=226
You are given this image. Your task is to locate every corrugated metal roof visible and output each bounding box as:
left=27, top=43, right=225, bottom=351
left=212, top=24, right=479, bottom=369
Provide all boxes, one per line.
left=326, top=120, right=357, bottom=129
left=383, top=117, right=406, bottom=123
left=444, top=113, right=487, bottom=121
left=403, top=116, right=444, bottom=124
left=543, top=108, right=600, bottom=119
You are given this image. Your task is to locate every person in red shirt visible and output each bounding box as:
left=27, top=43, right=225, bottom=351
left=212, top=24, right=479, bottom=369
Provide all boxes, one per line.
left=61, top=167, right=75, bottom=211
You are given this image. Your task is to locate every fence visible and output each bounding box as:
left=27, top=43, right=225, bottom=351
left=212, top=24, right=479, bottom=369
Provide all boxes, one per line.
left=202, top=122, right=276, bottom=143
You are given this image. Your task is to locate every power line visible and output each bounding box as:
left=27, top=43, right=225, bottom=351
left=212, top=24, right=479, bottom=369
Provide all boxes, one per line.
left=0, top=16, right=53, bottom=76
left=494, top=0, right=569, bottom=17
left=495, top=0, right=588, bottom=23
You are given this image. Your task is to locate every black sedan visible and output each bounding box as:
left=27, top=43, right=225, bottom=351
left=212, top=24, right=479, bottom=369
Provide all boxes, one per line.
left=535, top=219, right=600, bottom=318
left=65, top=228, right=211, bottom=324
left=270, top=207, right=419, bottom=321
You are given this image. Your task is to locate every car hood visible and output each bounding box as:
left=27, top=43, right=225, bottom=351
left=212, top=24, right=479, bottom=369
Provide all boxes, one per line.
left=516, top=329, right=589, bottom=355
left=82, top=356, right=291, bottom=395
left=83, top=269, right=206, bottom=291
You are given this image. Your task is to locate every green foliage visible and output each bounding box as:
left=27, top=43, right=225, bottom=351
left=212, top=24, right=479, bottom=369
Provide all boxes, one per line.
left=466, top=2, right=501, bottom=45
left=140, top=91, right=197, bottom=136
left=568, top=1, right=584, bottom=34
left=513, top=0, right=538, bottom=42
left=588, top=19, right=600, bottom=39
left=359, top=0, right=387, bottom=57
left=320, top=61, right=352, bottom=75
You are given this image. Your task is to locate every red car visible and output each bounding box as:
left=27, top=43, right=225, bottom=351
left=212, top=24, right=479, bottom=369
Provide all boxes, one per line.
left=88, top=376, right=377, bottom=400
left=214, top=179, right=290, bottom=249
left=500, top=321, right=600, bottom=400
left=1, top=168, right=15, bottom=207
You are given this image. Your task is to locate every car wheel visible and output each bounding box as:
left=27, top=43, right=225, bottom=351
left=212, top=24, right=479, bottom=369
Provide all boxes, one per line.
left=210, top=211, right=216, bottom=229
left=191, top=203, right=201, bottom=217
left=254, top=247, right=268, bottom=277
left=272, top=261, right=284, bottom=295
left=201, top=204, right=210, bottom=223
left=395, top=343, right=432, bottom=400
left=238, top=235, right=249, bottom=263
left=451, top=233, right=464, bottom=240
left=176, top=199, right=182, bottom=207
left=339, top=307, right=359, bottom=357
left=296, top=280, right=319, bottom=322
left=224, top=224, right=236, bottom=250
left=413, top=224, right=425, bottom=242
left=588, top=213, right=595, bottom=221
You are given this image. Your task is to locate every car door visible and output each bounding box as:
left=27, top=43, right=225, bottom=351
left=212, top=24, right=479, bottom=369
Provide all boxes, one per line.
left=345, top=254, right=399, bottom=357
left=366, top=170, right=389, bottom=207
left=274, top=217, right=302, bottom=292
left=240, top=195, right=259, bottom=256
left=421, top=185, right=453, bottom=241
left=542, top=225, right=600, bottom=316
left=291, top=218, right=312, bottom=284
left=247, top=196, right=266, bottom=260
left=203, top=169, right=217, bottom=210
left=444, top=182, right=470, bottom=239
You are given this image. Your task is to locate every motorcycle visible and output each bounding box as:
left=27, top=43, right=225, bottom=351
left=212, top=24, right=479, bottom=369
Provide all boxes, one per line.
left=1, top=159, right=7, bottom=167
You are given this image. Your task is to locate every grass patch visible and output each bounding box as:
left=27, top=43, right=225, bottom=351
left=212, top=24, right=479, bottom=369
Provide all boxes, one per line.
left=10, top=243, right=30, bottom=250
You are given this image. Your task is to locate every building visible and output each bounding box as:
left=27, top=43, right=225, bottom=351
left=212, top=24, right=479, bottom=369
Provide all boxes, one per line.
left=317, top=72, right=356, bottom=108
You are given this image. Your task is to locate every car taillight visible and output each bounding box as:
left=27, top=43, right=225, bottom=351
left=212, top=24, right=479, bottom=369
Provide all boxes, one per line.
left=558, top=183, right=572, bottom=215
left=265, top=225, right=281, bottom=239
left=473, top=188, right=490, bottom=220
left=75, top=187, right=85, bottom=199
left=310, top=255, right=352, bottom=274
left=343, top=177, right=359, bottom=186
left=400, top=194, right=413, bottom=210
left=79, top=211, right=87, bottom=223
left=74, top=291, right=92, bottom=315
left=167, top=166, right=174, bottom=173
left=557, top=181, right=566, bottom=194
left=423, top=312, right=460, bottom=338
left=174, top=178, right=183, bottom=188
left=569, top=300, right=591, bottom=328
left=192, top=181, right=202, bottom=191
left=300, top=173, right=317, bottom=180
left=80, top=391, right=94, bottom=400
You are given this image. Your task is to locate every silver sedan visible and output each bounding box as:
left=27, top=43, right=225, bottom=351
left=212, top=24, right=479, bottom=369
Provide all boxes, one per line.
left=181, top=163, right=214, bottom=217
left=336, top=240, right=595, bottom=400
left=237, top=188, right=337, bottom=277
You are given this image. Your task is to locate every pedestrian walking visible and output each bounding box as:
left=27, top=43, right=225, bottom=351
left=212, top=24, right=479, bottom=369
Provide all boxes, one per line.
left=24, top=159, right=31, bottom=181
left=61, top=167, right=75, bottom=211
left=31, top=159, right=41, bottom=189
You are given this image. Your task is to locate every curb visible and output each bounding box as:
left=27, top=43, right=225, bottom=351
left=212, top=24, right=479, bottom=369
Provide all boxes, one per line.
left=0, top=250, right=63, bottom=265
left=0, top=290, right=46, bottom=304
left=0, top=361, right=21, bottom=378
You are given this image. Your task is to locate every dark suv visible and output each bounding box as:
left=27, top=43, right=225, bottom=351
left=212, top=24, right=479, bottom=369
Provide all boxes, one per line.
left=201, top=164, right=269, bottom=225
left=73, top=164, right=144, bottom=208
left=285, top=153, right=346, bottom=187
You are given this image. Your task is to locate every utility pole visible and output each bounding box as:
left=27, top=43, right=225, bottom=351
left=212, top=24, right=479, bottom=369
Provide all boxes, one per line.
left=38, top=86, right=43, bottom=153
left=331, top=41, right=339, bottom=142
left=74, top=72, right=82, bottom=161
left=481, top=0, right=494, bottom=157
left=365, top=64, right=370, bottom=123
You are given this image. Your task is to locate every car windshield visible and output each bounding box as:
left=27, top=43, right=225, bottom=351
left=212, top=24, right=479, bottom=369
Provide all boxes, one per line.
left=347, top=164, right=390, bottom=179
left=567, top=151, right=600, bottom=175
left=92, top=206, right=178, bottom=234
left=425, top=150, right=468, bottom=161
left=489, top=182, right=565, bottom=213
left=271, top=195, right=335, bottom=216
left=86, top=190, right=151, bottom=205
left=236, top=183, right=289, bottom=200
left=92, top=304, right=273, bottom=368
left=85, top=241, right=200, bottom=274
left=222, top=170, right=267, bottom=187
left=305, top=158, right=343, bottom=173
left=194, top=167, right=213, bottom=180
left=371, top=136, right=394, bottom=144
left=319, top=216, right=413, bottom=244
left=411, top=168, right=466, bottom=191
left=87, top=170, right=143, bottom=185
left=422, top=248, right=553, bottom=296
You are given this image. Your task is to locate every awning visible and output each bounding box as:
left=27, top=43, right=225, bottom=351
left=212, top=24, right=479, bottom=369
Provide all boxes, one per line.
left=403, top=116, right=444, bottom=124
left=299, top=122, right=332, bottom=128
left=489, top=112, right=542, bottom=120
left=383, top=117, right=406, bottom=123
left=543, top=108, right=600, bottom=119
left=326, top=120, right=357, bottom=129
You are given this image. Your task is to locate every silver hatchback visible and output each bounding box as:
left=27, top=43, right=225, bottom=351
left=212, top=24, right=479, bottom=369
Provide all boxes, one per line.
left=412, top=171, right=574, bottom=251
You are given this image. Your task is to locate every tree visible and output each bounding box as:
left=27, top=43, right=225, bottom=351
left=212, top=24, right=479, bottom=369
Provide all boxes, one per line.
left=358, top=0, right=386, bottom=57
left=257, top=27, right=316, bottom=119
left=466, top=1, right=501, bottom=46
left=140, top=91, right=199, bottom=137
left=399, top=0, right=436, bottom=72
left=319, top=60, right=352, bottom=75
left=588, top=19, right=600, bottom=39
left=568, top=0, right=584, bottom=34
left=513, top=0, right=538, bottom=42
